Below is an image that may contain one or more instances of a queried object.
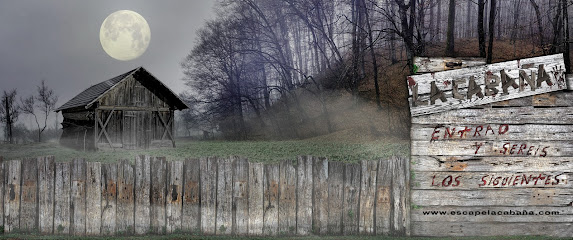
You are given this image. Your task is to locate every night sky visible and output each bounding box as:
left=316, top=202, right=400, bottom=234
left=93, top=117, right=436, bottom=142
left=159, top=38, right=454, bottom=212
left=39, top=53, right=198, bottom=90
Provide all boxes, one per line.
left=0, top=0, right=214, bottom=125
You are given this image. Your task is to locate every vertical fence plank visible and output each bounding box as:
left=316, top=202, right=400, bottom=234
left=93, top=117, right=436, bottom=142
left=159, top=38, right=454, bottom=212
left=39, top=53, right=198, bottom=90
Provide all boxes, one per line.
left=151, top=157, right=167, bottom=234
left=4, top=160, right=21, bottom=233
left=200, top=157, right=217, bottom=234
left=343, top=163, right=360, bottom=235
left=54, top=162, right=71, bottom=235
left=392, top=156, right=409, bottom=235
left=376, top=159, right=392, bottom=235
left=20, top=158, right=38, bottom=231
left=296, top=156, right=313, bottom=235
left=233, top=157, right=249, bottom=235
left=117, top=159, right=135, bottom=234
left=359, top=160, right=377, bottom=234
left=248, top=162, right=264, bottom=235
left=101, top=162, right=117, bottom=235
left=86, top=162, right=102, bottom=235
left=71, top=158, right=87, bottom=236
left=135, top=155, right=151, bottom=235
left=166, top=160, right=183, bottom=234
left=182, top=158, right=200, bottom=233
left=38, top=156, right=55, bottom=234
left=312, top=157, right=329, bottom=234
left=216, top=157, right=233, bottom=234
left=0, top=156, right=3, bottom=229
left=278, top=160, right=296, bottom=235
left=263, top=163, right=279, bottom=235
left=327, top=161, right=344, bottom=235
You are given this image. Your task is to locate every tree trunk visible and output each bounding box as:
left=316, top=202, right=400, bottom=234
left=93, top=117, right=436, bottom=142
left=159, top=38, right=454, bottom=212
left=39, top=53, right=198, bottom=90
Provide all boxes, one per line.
left=466, top=0, right=472, bottom=38
left=390, top=0, right=397, bottom=63
left=563, top=0, right=570, bottom=73
left=478, top=0, right=486, bottom=57
left=445, top=0, right=456, bottom=56
left=529, top=0, right=545, bottom=53
left=364, top=0, right=382, bottom=110
left=437, top=0, right=441, bottom=41
left=487, top=0, right=496, bottom=63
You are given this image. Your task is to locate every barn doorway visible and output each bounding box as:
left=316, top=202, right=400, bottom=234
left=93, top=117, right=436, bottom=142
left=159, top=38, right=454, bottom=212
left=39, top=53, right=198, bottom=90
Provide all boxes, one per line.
left=123, top=111, right=151, bottom=149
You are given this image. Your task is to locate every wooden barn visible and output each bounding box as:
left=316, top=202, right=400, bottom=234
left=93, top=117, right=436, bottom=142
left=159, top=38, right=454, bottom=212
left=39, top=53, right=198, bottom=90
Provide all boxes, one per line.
left=56, top=67, right=188, bottom=150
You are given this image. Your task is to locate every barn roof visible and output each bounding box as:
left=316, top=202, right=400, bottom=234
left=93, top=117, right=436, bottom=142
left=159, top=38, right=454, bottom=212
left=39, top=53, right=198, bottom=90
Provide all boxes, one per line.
left=56, top=67, right=188, bottom=111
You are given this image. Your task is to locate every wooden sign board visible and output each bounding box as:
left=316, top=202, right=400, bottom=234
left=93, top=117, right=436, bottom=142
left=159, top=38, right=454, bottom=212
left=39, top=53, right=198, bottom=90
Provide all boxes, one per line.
left=408, top=54, right=567, bottom=116
left=409, top=53, right=573, bottom=238
left=414, top=57, right=486, bottom=73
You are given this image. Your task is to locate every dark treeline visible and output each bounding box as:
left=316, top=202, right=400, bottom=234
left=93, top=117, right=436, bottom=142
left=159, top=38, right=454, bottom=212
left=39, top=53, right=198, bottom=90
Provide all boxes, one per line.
left=180, top=0, right=572, bottom=140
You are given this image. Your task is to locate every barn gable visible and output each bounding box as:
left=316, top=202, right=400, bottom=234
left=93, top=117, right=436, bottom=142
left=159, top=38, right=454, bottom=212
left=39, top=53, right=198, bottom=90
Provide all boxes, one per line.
left=57, top=67, right=188, bottom=151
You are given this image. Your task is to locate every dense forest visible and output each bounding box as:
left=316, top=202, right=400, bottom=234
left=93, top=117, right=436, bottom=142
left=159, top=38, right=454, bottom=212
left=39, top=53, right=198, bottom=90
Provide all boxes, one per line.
left=178, top=0, right=572, bottom=141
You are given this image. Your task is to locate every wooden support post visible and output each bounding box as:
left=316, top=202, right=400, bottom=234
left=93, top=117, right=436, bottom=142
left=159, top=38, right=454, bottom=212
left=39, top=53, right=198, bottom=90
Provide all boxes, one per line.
left=0, top=156, right=4, bottom=229
left=216, top=157, right=233, bottom=235
left=4, top=160, right=21, bottom=233
left=248, top=162, right=264, bottom=235
left=101, top=163, right=118, bottom=235
left=359, top=160, right=377, bottom=234
left=71, top=158, right=87, bottom=236
left=296, top=156, right=313, bottom=235
left=117, top=159, right=135, bottom=235
left=327, top=161, right=344, bottom=235
left=375, top=159, right=392, bottom=235
left=343, top=163, right=360, bottom=235
left=263, top=163, right=279, bottom=235
left=54, top=162, right=71, bottom=235
left=312, top=157, right=329, bottom=234
left=182, top=158, right=200, bottom=233
left=233, top=157, right=249, bottom=235
left=200, top=157, right=217, bottom=234
left=166, top=160, right=183, bottom=234
left=278, top=160, right=296, bottom=235
left=86, top=162, right=102, bottom=235
left=38, top=156, right=56, bottom=234
left=135, top=155, right=151, bottom=235
left=20, top=158, right=38, bottom=232
left=150, top=157, right=167, bottom=234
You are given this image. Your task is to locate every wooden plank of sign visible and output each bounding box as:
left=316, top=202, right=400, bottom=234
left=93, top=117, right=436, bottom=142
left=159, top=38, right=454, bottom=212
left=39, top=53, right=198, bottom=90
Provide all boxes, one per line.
left=414, top=57, right=486, bottom=73
left=296, top=156, right=313, bottom=235
left=86, top=162, right=102, bottom=235
left=411, top=124, right=573, bottom=141
left=312, top=157, right=329, bottom=234
left=233, top=157, right=249, bottom=235
left=327, top=161, right=344, bottom=235
left=278, top=160, right=297, bottom=235
left=342, top=163, right=360, bottom=235
left=412, top=171, right=571, bottom=190
left=166, top=160, right=183, bottom=234
left=408, top=54, right=566, bottom=116
left=263, top=163, right=279, bottom=235
left=411, top=222, right=572, bottom=237
left=71, top=158, right=87, bottom=235
left=411, top=140, right=573, bottom=157
left=200, top=157, right=217, bottom=234
left=150, top=157, right=167, bottom=234
left=216, top=157, right=233, bottom=235
left=182, top=158, right=200, bottom=233
left=134, top=155, right=151, bottom=235
left=4, top=160, right=21, bottom=233
left=20, top=158, right=38, bottom=231
left=358, top=160, right=377, bottom=234
left=248, top=162, right=264, bottom=235
left=38, top=156, right=55, bottom=234
left=54, top=162, right=71, bottom=235
left=567, top=73, right=573, bottom=90
left=117, top=159, right=135, bottom=235
left=411, top=156, right=573, bottom=172
left=411, top=189, right=573, bottom=206
left=101, top=163, right=117, bottom=235
left=412, top=206, right=573, bottom=222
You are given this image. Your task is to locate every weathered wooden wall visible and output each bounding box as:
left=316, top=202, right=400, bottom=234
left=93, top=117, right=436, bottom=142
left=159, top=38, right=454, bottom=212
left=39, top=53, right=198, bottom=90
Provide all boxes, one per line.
left=410, top=70, right=573, bottom=236
left=0, top=155, right=408, bottom=236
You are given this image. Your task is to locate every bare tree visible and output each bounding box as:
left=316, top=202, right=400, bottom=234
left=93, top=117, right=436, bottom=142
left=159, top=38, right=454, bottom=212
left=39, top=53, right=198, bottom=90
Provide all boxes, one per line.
left=487, top=0, right=496, bottom=63
left=20, top=80, right=58, bottom=142
left=478, top=0, right=486, bottom=57
left=445, top=0, right=456, bottom=56
left=562, top=0, right=570, bottom=73
left=0, top=89, right=20, bottom=144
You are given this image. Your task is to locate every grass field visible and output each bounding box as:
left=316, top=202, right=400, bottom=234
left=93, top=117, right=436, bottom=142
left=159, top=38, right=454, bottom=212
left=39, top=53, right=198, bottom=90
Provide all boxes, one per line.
left=0, top=137, right=409, bottom=163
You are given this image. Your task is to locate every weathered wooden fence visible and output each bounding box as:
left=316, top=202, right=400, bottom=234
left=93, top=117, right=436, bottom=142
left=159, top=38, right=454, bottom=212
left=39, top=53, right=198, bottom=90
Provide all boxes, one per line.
left=0, top=155, right=409, bottom=236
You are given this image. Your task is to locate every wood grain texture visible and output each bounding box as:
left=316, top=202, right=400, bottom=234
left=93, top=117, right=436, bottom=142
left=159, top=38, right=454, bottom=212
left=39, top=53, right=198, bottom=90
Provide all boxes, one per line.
left=327, top=161, right=344, bottom=235
left=200, top=157, right=217, bottom=234
left=262, top=163, right=279, bottom=235
left=392, top=156, right=410, bottom=235
left=101, top=163, right=117, bottom=235
left=296, top=156, right=313, bottom=235
left=134, top=155, right=151, bottom=235
left=411, top=156, right=573, bottom=172
left=412, top=206, right=573, bottom=222
left=358, top=160, right=377, bottom=234
left=54, top=162, right=71, bottom=235
left=278, top=160, right=296, bottom=235
left=233, top=157, right=249, bottom=235
left=182, top=158, right=200, bottom=233
left=71, top=158, right=86, bottom=236
left=411, top=140, right=573, bottom=157
left=38, top=156, right=55, bottom=234
left=86, top=162, right=102, bottom=235
left=411, top=106, right=573, bottom=124
left=411, top=124, right=573, bottom=141
left=342, top=163, right=360, bottom=235
left=312, top=157, right=329, bottom=234
left=216, top=157, right=233, bottom=235
left=150, top=157, right=167, bottom=234
left=411, top=222, right=572, bottom=237
left=117, top=159, right=135, bottom=235
left=248, top=162, right=264, bottom=235
left=414, top=57, right=486, bottom=73
left=411, top=189, right=573, bottom=206
left=412, top=171, right=571, bottom=190
left=375, top=159, right=392, bottom=235
left=0, top=156, right=3, bottom=228
left=166, top=160, right=183, bottom=234
left=4, top=160, right=21, bottom=233
left=20, top=158, right=38, bottom=231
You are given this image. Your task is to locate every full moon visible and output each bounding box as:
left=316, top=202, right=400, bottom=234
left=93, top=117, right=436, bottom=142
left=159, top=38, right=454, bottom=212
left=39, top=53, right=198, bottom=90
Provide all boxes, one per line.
left=100, top=10, right=151, bottom=61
